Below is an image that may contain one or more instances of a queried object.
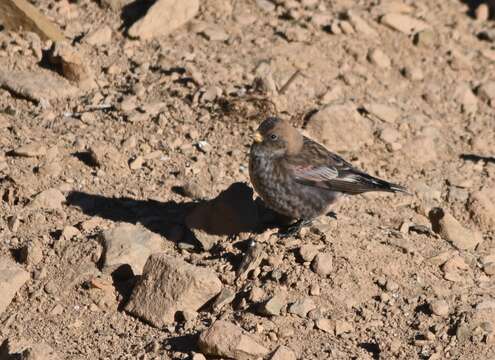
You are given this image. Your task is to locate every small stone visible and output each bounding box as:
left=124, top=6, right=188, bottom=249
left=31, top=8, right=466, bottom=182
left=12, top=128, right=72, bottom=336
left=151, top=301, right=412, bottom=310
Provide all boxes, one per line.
left=367, top=48, right=391, bottom=68
left=429, top=207, right=483, bottom=250
left=60, top=226, right=80, bottom=240
left=469, top=189, right=495, bottom=229
left=191, top=354, right=207, bottom=360
left=19, top=241, right=43, bottom=266
left=236, top=241, right=265, bottom=279
left=339, top=20, right=354, bottom=34
left=84, top=25, right=112, bottom=46
left=298, top=245, right=323, bottom=262
left=120, top=96, right=137, bottom=112
left=201, top=26, right=229, bottom=41
left=12, top=143, right=46, bottom=157
left=50, top=303, right=64, bottom=315
left=288, top=298, right=316, bottom=318
left=309, top=284, right=320, bottom=296
left=260, top=293, right=287, bottom=316
left=385, top=279, right=399, bottom=292
left=44, top=280, right=57, bottom=294
left=315, top=318, right=333, bottom=333
left=0, top=257, right=30, bottom=315
left=129, top=156, right=144, bottom=170
left=249, top=287, right=265, bottom=303
left=334, top=320, right=353, bottom=335
left=125, top=254, right=222, bottom=328
left=477, top=81, right=495, bottom=108
left=48, top=42, right=96, bottom=89
left=362, top=103, right=400, bottom=123
left=413, top=29, right=435, bottom=47
left=270, top=345, right=296, bottom=360
left=311, top=253, right=333, bottom=277
left=128, top=0, right=199, bottom=40
left=346, top=10, right=378, bottom=37
left=101, top=223, right=165, bottom=276
left=198, top=320, right=269, bottom=360
left=429, top=299, right=449, bottom=316
left=402, top=66, right=424, bottom=81
left=30, top=188, right=65, bottom=210
left=19, top=342, right=61, bottom=360
left=381, top=13, right=429, bottom=34
left=475, top=3, right=490, bottom=21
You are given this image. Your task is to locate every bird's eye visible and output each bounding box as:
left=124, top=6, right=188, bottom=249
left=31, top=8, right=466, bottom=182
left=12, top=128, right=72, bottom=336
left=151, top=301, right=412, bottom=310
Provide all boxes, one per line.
left=270, top=134, right=278, bottom=140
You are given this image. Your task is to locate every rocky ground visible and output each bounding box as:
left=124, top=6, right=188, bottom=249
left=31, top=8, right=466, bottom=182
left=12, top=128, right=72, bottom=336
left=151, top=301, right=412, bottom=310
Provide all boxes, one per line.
left=0, top=0, right=495, bottom=359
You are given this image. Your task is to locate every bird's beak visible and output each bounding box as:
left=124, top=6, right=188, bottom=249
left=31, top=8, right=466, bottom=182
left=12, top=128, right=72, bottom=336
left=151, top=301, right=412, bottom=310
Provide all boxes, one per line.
left=253, top=131, right=263, bottom=143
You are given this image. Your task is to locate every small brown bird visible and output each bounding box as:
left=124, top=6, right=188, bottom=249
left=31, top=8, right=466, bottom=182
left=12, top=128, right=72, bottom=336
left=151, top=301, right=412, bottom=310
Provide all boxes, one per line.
left=249, top=117, right=409, bottom=236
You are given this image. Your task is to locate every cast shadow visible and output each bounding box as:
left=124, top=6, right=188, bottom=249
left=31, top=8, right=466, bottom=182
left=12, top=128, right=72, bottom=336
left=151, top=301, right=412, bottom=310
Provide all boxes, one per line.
left=66, top=182, right=283, bottom=243
left=460, top=153, right=495, bottom=164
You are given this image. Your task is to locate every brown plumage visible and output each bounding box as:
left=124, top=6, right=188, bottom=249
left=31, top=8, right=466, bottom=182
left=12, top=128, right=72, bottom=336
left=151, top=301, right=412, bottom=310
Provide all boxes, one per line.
left=249, top=117, right=408, bottom=235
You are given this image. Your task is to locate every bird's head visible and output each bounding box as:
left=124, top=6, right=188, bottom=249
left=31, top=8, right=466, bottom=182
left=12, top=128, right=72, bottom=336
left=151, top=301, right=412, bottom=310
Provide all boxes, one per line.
left=251, top=117, right=303, bottom=157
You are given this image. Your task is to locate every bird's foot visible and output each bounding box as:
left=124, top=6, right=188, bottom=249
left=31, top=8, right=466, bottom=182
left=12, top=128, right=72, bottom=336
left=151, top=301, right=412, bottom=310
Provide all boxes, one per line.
left=277, top=219, right=312, bottom=239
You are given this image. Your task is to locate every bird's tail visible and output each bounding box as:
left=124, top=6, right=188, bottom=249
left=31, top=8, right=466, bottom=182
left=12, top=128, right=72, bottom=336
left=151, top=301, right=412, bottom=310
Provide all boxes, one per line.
left=359, top=173, right=411, bottom=195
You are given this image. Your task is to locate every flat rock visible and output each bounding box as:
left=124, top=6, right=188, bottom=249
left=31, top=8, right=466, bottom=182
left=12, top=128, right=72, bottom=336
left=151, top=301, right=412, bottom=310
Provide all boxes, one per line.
left=30, top=188, right=65, bottom=210
left=0, top=0, right=65, bottom=41
left=429, top=207, right=483, bottom=250
left=380, top=13, right=430, bottom=34
left=0, top=257, right=30, bottom=316
left=270, top=345, right=297, bottom=360
left=128, top=0, right=199, bottom=40
left=198, top=320, right=269, bottom=360
left=12, top=143, right=47, bottom=157
left=0, top=70, right=79, bottom=104
left=190, top=228, right=222, bottom=251
left=288, top=298, right=316, bottom=318
left=305, top=104, right=373, bottom=152
left=125, top=254, right=222, bottom=328
left=101, top=223, right=165, bottom=276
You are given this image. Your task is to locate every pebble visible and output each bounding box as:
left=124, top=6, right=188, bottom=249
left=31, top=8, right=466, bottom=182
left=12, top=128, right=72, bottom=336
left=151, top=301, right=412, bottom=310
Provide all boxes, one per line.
left=385, top=279, right=399, bottom=292
left=477, top=81, right=495, bottom=108
left=19, top=241, right=43, bottom=266
left=469, top=188, right=495, bottom=229
left=211, top=288, right=236, bottom=311
left=402, top=66, right=424, bottom=81
left=334, top=320, right=353, bottom=335
left=475, top=3, right=490, bottom=21
left=198, top=320, right=269, bottom=360
left=84, top=25, right=112, bottom=46
left=311, top=253, right=333, bottom=277
left=483, top=263, right=495, bottom=276
left=201, top=26, right=229, bottom=41
left=249, top=287, right=265, bottom=303
left=288, top=298, right=316, bottom=318
left=413, top=29, right=435, bottom=47
left=298, top=245, right=323, bottom=262
left=367, top=48, right=391, bottom=68
left=429, top=207, right=483, bottom=250
left=429, top=299, right=449, bottom=317
left=362, top=103, right=400, bottom=123
left=260, top=293, right=287, bottom=316
left=381, top=13, right=429, bottom=34
left=346, top=10, right=378, bottom=37
left=309, top=284, right=321, bottom=296
left=128, top=156, right=144, bottom=170
left=13, top=143, right=47, bottom=157
left=315, top=318, right=333, bottom=333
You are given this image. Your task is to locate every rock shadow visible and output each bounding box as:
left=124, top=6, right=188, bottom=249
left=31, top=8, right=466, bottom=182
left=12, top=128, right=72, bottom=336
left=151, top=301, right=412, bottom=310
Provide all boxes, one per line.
left=120, top=0, right=155, bottom=34
left=460, top=153, right=495, bottom=164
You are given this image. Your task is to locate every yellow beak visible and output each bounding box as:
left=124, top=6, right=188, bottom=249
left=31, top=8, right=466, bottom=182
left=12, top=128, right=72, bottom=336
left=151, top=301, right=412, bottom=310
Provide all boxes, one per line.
left=253, top=131, right=263, bottom=143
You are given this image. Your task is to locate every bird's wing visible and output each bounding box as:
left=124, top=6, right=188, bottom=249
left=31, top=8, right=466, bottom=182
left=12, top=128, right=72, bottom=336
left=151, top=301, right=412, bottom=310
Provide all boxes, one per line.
left=286, top=137, right=408, bottom=194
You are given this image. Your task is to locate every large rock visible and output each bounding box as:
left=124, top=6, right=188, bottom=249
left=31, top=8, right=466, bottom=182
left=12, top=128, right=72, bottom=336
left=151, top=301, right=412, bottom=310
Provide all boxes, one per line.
left=0, top=257, right=30, bottom=316
left=125, top=254, right=222, bottom=328
left=101, top=223, right=165, bottom=276
left=305, top=104, right=373, bottom=152
left=198, top=320, right=269, bottom=360
left=0, top=70, right=79, bottom=104
left=429, top=208, right=483, bottom=250
left=128, top=0, right=199, bottom=40
left=0, top=0, right=65, bottom=41
left=270, top=346, right=297, bottom=360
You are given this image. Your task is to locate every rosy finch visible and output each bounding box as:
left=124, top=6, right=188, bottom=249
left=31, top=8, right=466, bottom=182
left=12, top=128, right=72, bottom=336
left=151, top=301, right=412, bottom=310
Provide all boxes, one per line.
left=249, top=117, right=408, bottom=236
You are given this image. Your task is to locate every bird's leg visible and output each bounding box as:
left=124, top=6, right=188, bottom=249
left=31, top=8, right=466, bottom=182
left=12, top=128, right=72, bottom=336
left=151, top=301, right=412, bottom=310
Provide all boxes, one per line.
left=278, top=219, right=313, bottom=238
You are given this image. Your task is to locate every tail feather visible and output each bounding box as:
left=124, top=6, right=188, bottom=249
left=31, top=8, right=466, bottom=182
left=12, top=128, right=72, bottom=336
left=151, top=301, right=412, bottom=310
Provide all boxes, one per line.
left=359, top=173, right=410, bottom=194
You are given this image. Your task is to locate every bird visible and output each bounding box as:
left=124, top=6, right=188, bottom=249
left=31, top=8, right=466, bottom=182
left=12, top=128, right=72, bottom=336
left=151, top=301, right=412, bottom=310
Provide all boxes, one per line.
left=249, top=116, right=409, bottom=236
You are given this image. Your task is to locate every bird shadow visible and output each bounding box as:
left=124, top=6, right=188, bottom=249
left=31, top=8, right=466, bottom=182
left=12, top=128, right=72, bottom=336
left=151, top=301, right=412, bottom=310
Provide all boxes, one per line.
left=460, top=153, right=495, bottom=164
left=66, top=182, right=282, bottom=244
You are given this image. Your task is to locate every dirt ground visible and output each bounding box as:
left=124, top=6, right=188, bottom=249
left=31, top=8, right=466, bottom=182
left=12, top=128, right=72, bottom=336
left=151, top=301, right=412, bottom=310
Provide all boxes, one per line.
left=1, top=0, right=495, bottom=359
